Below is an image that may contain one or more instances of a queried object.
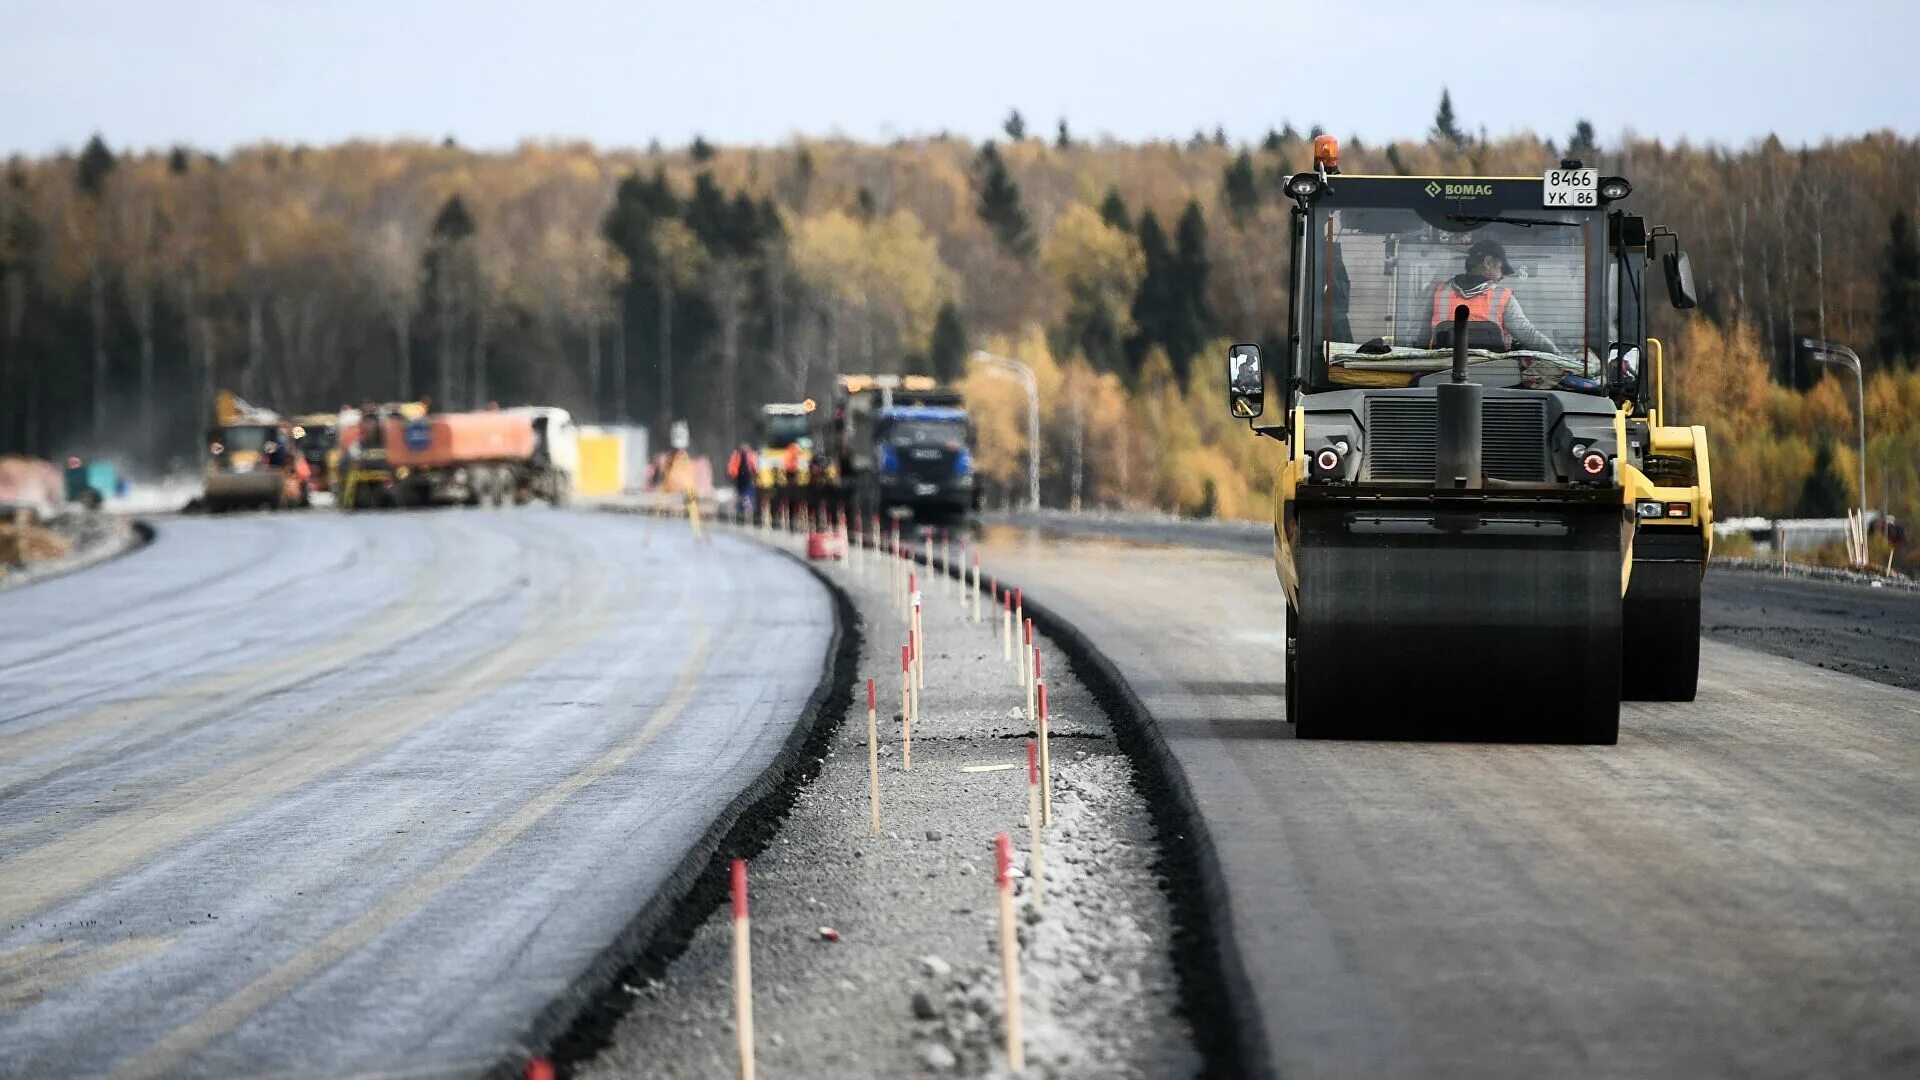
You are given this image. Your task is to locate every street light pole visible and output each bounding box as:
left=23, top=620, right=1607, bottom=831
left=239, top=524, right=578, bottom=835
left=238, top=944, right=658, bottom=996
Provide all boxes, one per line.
left=970, top=350, right=1040, bottom=511
left=1802, top=339, right=1868, bottom=561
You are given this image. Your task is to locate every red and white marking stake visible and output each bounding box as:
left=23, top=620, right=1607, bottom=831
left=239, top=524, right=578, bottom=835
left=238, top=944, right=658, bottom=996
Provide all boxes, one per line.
left=995, top=833, right=1025, bottom=1071
left=1014, top=588, right=1025, bottom=652
left=942, top=530, right=955, bottom=600
left=910, top=573, right=925, bottom=692
left=971, top=554, right=982, bottom=623
left=1038, top=676, right=1052, bottom=826
left=866, top=678, right=880, bottom=835
left=901, top=559, right=913, bottom=624
left=901, top=644, right=914, bottom=772
left=1028, top=740, right=1045, bottom=905
left=1001, top=586, right=1012, bottom=663
left=731, top=858, right=755, bottom=1080
left=1023, top=619, right=1036, bottom=715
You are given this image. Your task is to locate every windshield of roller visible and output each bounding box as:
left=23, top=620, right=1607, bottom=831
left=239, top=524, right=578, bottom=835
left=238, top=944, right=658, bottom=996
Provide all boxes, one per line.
left=1307, top=201, right=1605, bottom=392
left=761, top=412, right=810, bottom=449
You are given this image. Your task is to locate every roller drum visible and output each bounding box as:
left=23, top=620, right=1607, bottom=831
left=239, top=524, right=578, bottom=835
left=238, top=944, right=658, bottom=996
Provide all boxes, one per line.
left=1290, top=502, right=1622, bottom=743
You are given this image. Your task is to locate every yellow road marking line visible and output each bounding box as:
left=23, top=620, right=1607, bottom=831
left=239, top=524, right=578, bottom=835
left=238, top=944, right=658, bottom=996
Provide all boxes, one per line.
left=0, top=571, right=620, bottom=925
left=108, top=626, right=715, bottom=1080
left=0, top=544, right=459, bottom=779
left=0, top=936, right=176, bottom=1011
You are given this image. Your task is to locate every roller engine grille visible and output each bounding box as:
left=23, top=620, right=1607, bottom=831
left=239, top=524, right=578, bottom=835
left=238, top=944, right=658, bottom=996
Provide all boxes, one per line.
left=1482, top=398, right=1550, bottom=482
left=1361, top=398, right=1436, bottom=481
left=1359, top=396, right=1552, bottom=482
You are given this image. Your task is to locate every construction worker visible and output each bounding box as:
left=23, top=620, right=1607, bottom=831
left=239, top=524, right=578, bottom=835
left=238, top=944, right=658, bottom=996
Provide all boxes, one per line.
left=781, top=441, right=801, bottom=486
left=727, top=442, right=759, bottom=515
left=1429, top=239, right=1556, bottom=353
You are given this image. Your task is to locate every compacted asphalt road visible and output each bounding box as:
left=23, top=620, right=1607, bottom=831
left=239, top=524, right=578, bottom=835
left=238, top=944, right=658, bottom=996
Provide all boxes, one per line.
left=979, top=522, right=1919, bottom=1080
left=0, top=509, right=832, bottom=1077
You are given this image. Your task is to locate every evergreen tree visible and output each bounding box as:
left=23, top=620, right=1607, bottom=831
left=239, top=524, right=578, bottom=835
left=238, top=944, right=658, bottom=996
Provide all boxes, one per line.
left=852, top=186, right=877, bottom=221
left=683, top=171, right=732, bottom=250
left=1385, top=144, right=1410, bottom=175
left=1212, top=126, right=1228, bottom=147
left=1003, top=109, right=1027, bottom=141
left=1431, top=89, right=1467, bottom=151
left=1223, top=151, right=1260, bottom=221
left=76, top=134, right=115, bottom=198
left=929, top=301, right=967, bottom=383
left=1056, top=118, right=1072, bottom=149
left=421, top=194, right=479, bottom=407
left=1262, top=129, right=1284, bottom=153
left=167, top=146, right=191, bottom=176
left=1877, top=209, right=1920, bottom=365
left=1567, top=119, right=1599, bottom=161
left=1280, top=122, right=1299, bottom=142
left=1797, top=443, right=1850, bottom=516
left=1308, top=124, right=1326, bottom=140
left=1127, top=210, right=1175, bottom=378
left=1098, top=187, right=1132, bottom=233
left=1166, top=199, right=1213, bottom=375
left=690, top=136, right=716, bottom=164
left=974, top=143, right=1034, bottom=258
left=431, top=193, right=476, bottom=243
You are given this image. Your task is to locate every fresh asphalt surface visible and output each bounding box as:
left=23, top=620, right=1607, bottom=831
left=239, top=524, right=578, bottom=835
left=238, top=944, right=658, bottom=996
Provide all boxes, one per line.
left=979, top=516, right=1919, bottom=1079
left=0, top=509, right=831, bottom=1077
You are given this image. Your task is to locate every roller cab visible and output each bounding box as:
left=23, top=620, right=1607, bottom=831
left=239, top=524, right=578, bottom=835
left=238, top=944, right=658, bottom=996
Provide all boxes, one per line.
left=1226, top=147, right=1709, bottom=741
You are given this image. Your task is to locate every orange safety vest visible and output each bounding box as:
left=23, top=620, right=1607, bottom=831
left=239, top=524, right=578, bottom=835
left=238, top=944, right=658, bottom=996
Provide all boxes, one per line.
left=1430, top=280, right=1514, bottom=344
left=782, top=444, right=800, bottom=474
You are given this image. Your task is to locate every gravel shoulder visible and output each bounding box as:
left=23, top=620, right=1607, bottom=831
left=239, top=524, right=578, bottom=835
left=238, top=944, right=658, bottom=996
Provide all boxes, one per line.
left=577, top=520, right=1199, bottom=1079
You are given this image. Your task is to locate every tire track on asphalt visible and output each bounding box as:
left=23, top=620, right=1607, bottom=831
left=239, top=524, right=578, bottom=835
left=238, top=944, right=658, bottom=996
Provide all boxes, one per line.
left=0, top=520, right=510, bottom=803
left=104, top=624, right=715, bottom=1080
left=0, top=516, right=622, bottom=925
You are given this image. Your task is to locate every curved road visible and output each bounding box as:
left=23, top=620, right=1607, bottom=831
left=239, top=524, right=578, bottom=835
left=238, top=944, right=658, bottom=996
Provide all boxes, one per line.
left=980, top=525, right=1919, bottom=1080
left=0, top=509, right=831, bottom=1077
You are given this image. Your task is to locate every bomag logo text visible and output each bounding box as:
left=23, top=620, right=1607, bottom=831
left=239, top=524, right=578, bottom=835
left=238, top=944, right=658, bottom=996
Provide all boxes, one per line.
left=1427, top=182, right=1494, bottom=198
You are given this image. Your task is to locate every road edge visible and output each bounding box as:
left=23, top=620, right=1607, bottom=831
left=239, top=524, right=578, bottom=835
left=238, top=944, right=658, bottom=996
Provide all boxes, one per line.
left=0, top=516, right=152, bottom=594
left=492, top=529, right=862, bottom=1078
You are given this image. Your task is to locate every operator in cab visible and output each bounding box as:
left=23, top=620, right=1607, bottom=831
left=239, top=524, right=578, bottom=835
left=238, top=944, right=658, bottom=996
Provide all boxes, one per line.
left=1428, top=239, right=1557, bottom=353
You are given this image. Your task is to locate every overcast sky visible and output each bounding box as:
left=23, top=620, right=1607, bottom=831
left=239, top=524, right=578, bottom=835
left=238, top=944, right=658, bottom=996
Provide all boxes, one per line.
left=2, top=0, right=1911, bottom=157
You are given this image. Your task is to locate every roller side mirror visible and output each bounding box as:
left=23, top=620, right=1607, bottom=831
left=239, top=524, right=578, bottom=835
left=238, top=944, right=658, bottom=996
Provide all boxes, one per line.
left=1227, top=343, right=1265, bottom=418
left=1663, top=249, right=1698, bottom=310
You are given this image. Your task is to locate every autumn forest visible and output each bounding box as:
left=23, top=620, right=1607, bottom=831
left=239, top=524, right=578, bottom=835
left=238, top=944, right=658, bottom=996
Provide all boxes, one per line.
left=2, top=97, right=1918, bottom=546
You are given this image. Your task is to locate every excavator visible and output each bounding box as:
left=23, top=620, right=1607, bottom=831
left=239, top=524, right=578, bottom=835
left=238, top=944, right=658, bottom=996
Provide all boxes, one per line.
left=1226, top=138, right=1712, bottom=743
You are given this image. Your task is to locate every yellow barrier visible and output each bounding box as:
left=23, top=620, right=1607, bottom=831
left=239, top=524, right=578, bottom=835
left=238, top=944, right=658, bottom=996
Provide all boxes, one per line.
left=575, top=432, right=624, bottom=496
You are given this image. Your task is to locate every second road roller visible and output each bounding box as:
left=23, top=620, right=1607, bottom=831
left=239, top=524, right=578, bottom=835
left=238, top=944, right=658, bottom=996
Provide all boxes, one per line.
left=1225, top=138, right=1713, bottom=743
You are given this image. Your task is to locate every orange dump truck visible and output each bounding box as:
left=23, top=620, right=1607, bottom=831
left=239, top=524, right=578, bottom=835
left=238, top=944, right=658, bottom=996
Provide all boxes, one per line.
left=341, top=408, right=574, bottom=509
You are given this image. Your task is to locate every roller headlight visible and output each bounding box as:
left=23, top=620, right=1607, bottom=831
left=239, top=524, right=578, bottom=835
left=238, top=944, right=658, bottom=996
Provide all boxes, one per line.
left=1636, top=499, right=1665, bottom=519
left=1581, top=451, right=1609, bottom=477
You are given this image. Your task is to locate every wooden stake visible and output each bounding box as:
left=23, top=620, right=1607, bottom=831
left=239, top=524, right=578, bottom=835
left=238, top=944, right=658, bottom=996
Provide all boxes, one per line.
left=1038, top=676, right=1052, bottom=826
left=867, top=678, right=881, bottom=836
left=995, top=833, right=1024, bottom=1071
left=1028, top=740, right=1045, bottom=906
left=912, top=582, right=926, bottom=692
left=972, top=554, right=982, bottom=623
left=1023, top=619, right=1035, bottom=707
left=901, top=645, right=913, bottom=772
left=731, top=859, right=755, bottom=1080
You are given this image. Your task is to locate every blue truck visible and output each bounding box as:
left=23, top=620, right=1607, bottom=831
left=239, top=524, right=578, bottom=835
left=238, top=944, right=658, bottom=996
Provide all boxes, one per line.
left=826, top=376, right=977, bottom=523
